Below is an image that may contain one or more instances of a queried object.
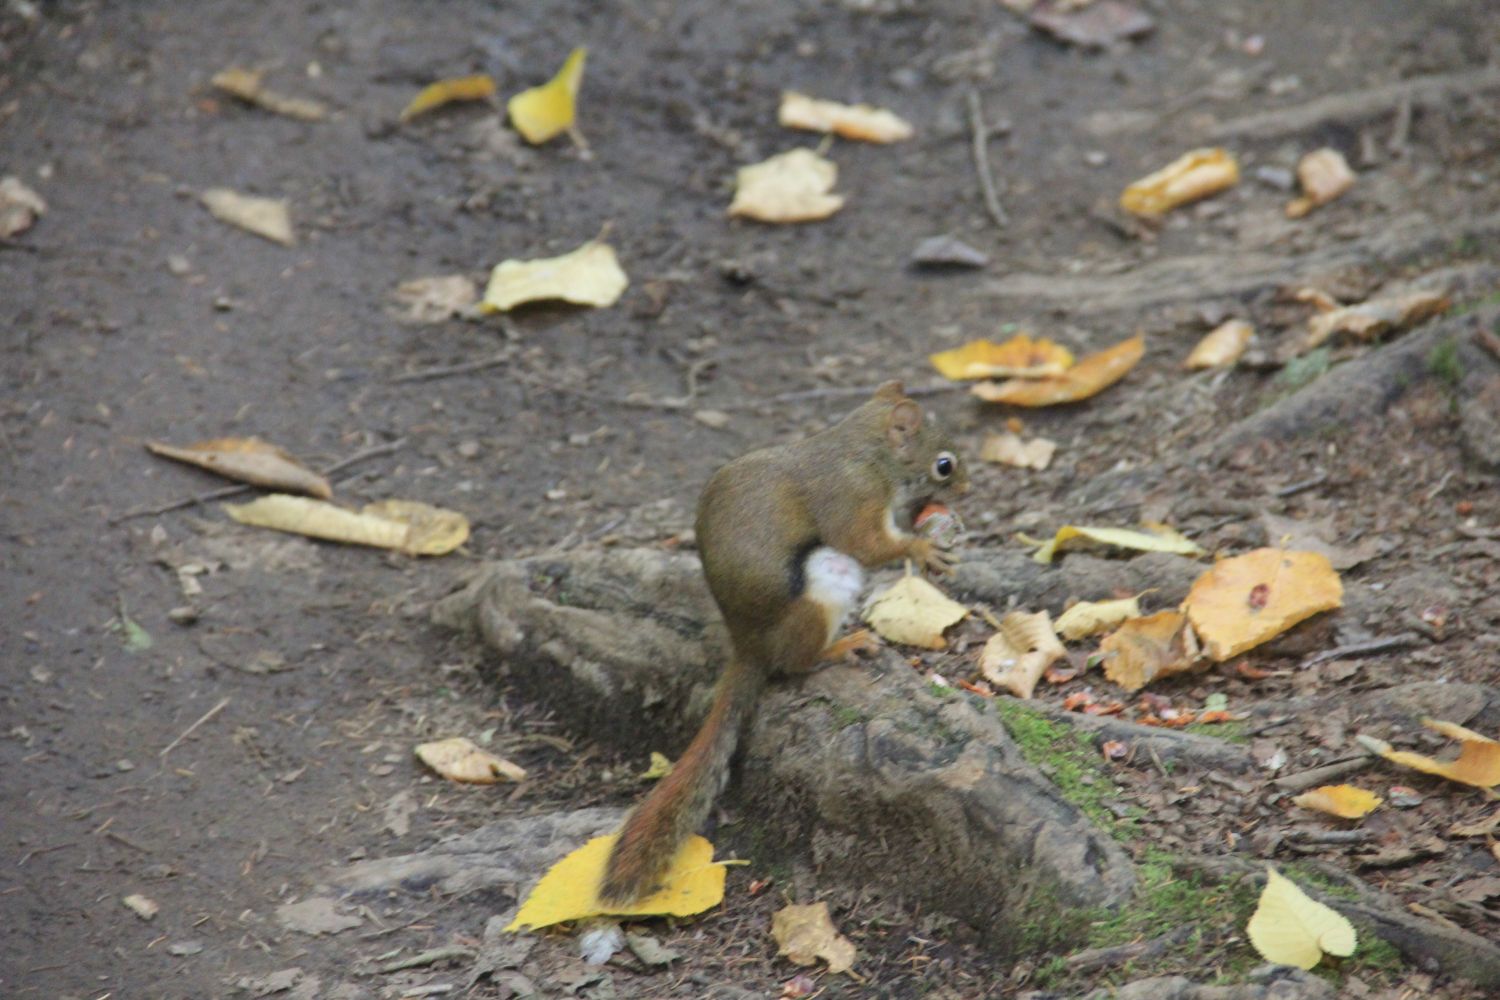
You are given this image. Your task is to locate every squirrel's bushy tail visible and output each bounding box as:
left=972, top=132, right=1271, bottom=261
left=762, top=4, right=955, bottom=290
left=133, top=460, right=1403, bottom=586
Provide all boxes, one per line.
left=598, top=658, right=764, bottom=904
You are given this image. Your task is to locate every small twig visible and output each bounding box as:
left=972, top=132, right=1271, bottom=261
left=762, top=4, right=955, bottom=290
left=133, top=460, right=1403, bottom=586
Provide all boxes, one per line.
left=1301, top=632, right=1420, bottom=668
left=1065, top=924, right=1194, bottom=974
left=376, top=945, right=476, bottom=974
left=1275, top=472, right=1327, bottom=498
left=1287, top=829, right=1376, bottom=845
left=105, top=830, right=152, bottom=853
left=1272, top=756, right=1373, bottom=793
left=389, top=351, right=515, bottom=384
left=724, top=382, right=964, bottom=410
left=159, top=697, right=230, bottom=757
left=966, top=89, right=1008, bottom=229
left=1247, top=715, right=1295, bottom=737
left=113, top=437, right=406, bottom=523
left=1474, top=328, right=1500, bottom=365
left=1386, top=94, right=1413, bottom=156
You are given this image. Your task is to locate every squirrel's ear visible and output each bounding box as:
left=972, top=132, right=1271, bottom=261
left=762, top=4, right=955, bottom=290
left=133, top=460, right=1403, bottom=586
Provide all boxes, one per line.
left=873, top=380, right=906, bottom=402
left=886, top=399, right=923, bottom=452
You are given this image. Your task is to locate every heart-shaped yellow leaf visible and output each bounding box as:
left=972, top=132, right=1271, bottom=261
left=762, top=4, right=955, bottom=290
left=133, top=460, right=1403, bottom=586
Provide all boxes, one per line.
left=1247, top=866, right=1356, bottom=970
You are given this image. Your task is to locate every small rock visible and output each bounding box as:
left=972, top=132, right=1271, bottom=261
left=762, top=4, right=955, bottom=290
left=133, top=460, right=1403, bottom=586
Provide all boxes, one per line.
left=167, top=940, right=204, bottom=956
left=457, top=439, right=481, bottom=459
left=123, top=893, right=159, bottom=920
left=1084, top=150, right=1109, bottom=167
left=166, top=254, right=192, bottom=276
left=1254, top=165, right=1296, bottom=191
left=692, top=409, right=731, bottom=429
left=911, top=234, right=989, bottom=269
left=116, top=759, right=135, bottom=772
left=167, top=605, right=200, bottom=626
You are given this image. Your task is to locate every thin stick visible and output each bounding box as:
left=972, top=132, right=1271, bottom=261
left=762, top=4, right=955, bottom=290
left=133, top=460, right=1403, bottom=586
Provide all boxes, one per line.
left=159, top=697, right=230, bottom=757
left=1301, top=633, right=1419, bottom=668
left=389, top=351, right=514, bottom=384
left=113, top=437, right=406, bottom=523
left=725, top=382, right=964, bottom=410
left=966, top=89, right=1008, bottom=229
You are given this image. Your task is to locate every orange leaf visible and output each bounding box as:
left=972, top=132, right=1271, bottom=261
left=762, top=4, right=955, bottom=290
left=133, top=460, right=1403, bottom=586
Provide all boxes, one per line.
left=972, top=334, right=1143, bottom=407
left=1292, top=784, right=1381, bottom=819
left=1183, top=549, right=1343, bottom=661
left=1098, top=610, right=1199, bottom=693
left=930, top=333, right=1074, bottom=381
left=1120, top=148, right=1239, bottom=216
left=1359, top=719, right=1500, bottom=789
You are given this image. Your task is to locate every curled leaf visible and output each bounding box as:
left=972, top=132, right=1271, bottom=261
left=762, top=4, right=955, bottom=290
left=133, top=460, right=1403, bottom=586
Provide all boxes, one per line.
left=930, top=334, right=1074, bottom=381
left=1184, top=320, right=1253, bottom=370
left=771, top=901, right=856, bottom=975
left=978, top=431, right=1056, bottom=470
left=1301, top=289, right=1450, bottom=352
left=415, top=736, right=526, bottom=783
left=1098, top=611, right=1200, bottom=692
left=779, top=91, right=912, bottom=143
left=481, top=240, right=628, bottom=312
left=1286, top=148, right=1356, bottom=218
left=401, top=74, right=497, bottom=123
left=1359, top=719, right=1500, bottom=789
left=212, top=66, right=328, bottom=121
left=224, top=495, right=469, bottom=556
left=1120, top=148, right=1239, bottom=216
left=147, top=437, right=331, bottom=498
left=1032, top=521, right=1203, bottom=564
left=508, top=47, right=586, bottom=144
left=201, top=188, right=294, bottom=246
left=973, top=333, right=1143, bottom=406
left=979, top=609, right=1066, bottom=699
left=1054, top=597, right=1143, bottom=641
left=729, top=148, right=844, bottom=223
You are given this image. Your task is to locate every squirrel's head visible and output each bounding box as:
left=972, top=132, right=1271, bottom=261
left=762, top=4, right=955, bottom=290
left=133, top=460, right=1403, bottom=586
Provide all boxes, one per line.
left=870, top=381, right=970, bottom=519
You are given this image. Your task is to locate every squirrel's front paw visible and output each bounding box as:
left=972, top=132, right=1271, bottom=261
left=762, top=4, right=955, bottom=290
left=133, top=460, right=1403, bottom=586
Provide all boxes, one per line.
left=911, top=538, right=959, bottom=576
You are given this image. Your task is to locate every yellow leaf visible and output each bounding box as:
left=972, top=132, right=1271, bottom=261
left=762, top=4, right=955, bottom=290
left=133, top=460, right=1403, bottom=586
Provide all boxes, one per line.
left=863, top=575, right=968, bottom=650
left=212, top=66, right=329, bottom=121
left=973, top=334, right=1143, bottom=407
left=929, top=334, right=1074, bottom=381
left=1286, top=147, right=1356, bottom=219
left=201, top=188, right=294, bottom=246
left=1301, top=290, right=1449, bottom=352
left=147, top=437, right=332, bottom=499
left=728, top=148, right=844, bottom=223
left=1098, top=611, right=1199, bottom=693
left=640, top=751, right=674, bottom=780
left=480, top=240, right=628, bottom=312
left=1292, top=784, right=1381, bottom=819
left=979, top=609, right=1065, bottom=699
left=506, top=833, right=726, bottom=931
left=1184, top=320, right=1253, bottom=370
left=414, top=736, right=526, bottom=783
left=1054, top=597, right=1142, bottom=641
left=508, top=47, right=586, bottom=144
left=778, top=91, right=913, bottom=143
left=1032, top=522, right=1204, bottom=565
left=978, top=431, right=1056, bottom=470
left=223, top=495, right=470, bottom=556
left=1183, top=548, right=1343, bottom=661
left=771, top=901, right=857, bottom=975
left=1120, top=148, right=1239, bottom=217
left=1247, top=866, right=1356, bottom=970
left=400, top=74, right=497, bottom=123
left=1360, top=719, right=1500, bottom=790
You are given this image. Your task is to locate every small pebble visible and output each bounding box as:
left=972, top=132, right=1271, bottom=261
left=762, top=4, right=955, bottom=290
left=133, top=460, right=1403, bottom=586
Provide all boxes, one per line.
left=166, top=254, right=192, bottom=276
left=168, top=940, right=204, bottom=956
left=1253, top=165, right=1295, bottom=191
left=456, top=439, right=481, bottom=459
left=1084, top=150, right=1109, bottom=167
left=116, top=759, right=135, bottom=772
left=167, top=606, right=200, bottom=626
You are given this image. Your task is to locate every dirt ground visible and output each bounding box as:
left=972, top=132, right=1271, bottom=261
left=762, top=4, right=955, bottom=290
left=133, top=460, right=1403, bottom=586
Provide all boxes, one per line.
left=3, top=1, right=1499, bottom=998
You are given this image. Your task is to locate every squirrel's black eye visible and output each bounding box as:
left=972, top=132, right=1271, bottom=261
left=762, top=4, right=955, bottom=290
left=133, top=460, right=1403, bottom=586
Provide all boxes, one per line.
left=932, top=452, right=955, bottom=480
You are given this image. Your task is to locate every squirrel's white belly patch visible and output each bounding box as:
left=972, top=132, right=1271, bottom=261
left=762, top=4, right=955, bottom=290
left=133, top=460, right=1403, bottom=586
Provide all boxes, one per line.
left=803, top=546, right=864, bottom=645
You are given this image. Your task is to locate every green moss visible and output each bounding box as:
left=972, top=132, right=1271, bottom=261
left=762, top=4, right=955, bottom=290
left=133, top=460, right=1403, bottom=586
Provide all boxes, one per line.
left=995, top=700, right=1138, bottom=834
left=1274, top=347, right=1331, bottom=391
left=1426, top=337, right=1462, bottom=388
left=829, top=704, right=866, bottom=730
left=926, top=681, right=958, bottom=700
left=1183, top=720, right=1249, bottom=744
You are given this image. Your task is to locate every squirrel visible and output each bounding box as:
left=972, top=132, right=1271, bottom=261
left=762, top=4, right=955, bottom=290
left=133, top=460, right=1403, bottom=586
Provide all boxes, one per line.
left=598, top=380, right=969, bottom=904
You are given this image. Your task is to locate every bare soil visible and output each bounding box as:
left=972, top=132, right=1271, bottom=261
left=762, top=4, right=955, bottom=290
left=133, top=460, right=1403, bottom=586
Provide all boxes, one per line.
left=2, top=2, right=1498, bottom=998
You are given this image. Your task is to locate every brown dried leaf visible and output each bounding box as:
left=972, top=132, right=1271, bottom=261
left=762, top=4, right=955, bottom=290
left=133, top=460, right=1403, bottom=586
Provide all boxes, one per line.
left=147, top=437, right=331, bottom=498
left=979, top=610, right=1065, bottom=698
left=978, top=432, right=1056, bottom=470
left=201, top=188, right=294, bottom=246
left=771, top=902, right=856, bottom=975
left=1120, top=148, right=1238, bottom=216
left=212, top=66, right=328, bottom=121
left=1184, top=320, right=1253, bottom=369
left=1098, top=610, right=1199, bottom=692
left=414, top=736, right=526, bottom=783
left=1302, top=289, right=1450, bottom=351
left=973, top=334, right=1143, bottom=406
left=0, top=175, right=46, bottom=238
left=1285, top=148, right=1355, bottom=219
left=778, top=92, right=913, bottom=143
left=1183, top=549, right=1343, bottom=661
left=729, top=149, right=844, bottom=223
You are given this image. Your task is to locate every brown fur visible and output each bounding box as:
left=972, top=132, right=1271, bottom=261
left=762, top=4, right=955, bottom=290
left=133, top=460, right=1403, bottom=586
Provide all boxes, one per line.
left=598, top=382, right=967, bottom=904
